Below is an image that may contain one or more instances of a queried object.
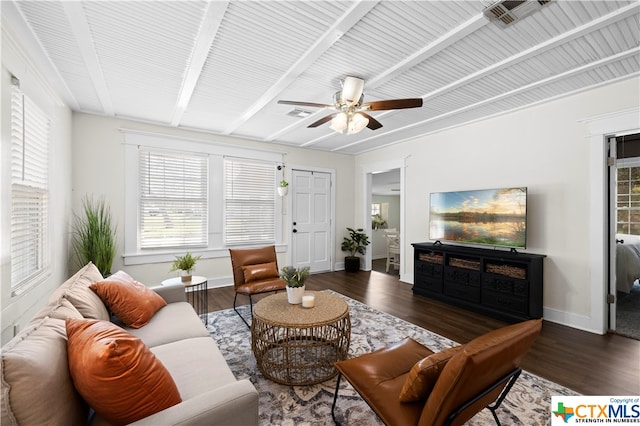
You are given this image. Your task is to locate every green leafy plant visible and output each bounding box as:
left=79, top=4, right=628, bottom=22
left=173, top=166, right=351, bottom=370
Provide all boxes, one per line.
left=170, top=252, right=201, bottom=274
left=279, top=180, right=289, bottom=187
left=280, top=266, right=310, bottom=288
left=372, top=214, right=387, bottom=230
left=72, top=195, right=117, bottom=276
left=341, top=227, right=370, bottom=257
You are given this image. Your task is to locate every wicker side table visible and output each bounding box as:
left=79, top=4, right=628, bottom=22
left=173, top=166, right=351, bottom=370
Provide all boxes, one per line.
left=251, top=291, right=351, bottom=386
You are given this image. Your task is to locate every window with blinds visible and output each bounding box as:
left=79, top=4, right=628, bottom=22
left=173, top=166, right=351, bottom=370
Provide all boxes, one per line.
left=617, top=166, right=640, bottom=236
left=139, top=149, right=208, bottom=249
left=10, top=84, right=50, bottom=295
left=224, top=158, right=276, bottom=245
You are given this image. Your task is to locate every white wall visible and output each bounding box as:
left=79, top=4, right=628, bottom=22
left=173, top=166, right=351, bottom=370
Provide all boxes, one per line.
left=1, top=24, right=73, bottom=343
left=71, top=113, right=355, bottom=287
left=354, top=76, right=640, bottom=333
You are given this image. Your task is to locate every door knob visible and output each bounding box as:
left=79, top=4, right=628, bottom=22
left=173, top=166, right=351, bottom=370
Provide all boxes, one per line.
left=293, top=229, right=297, bottom=233
left=616, top=239, right=625, bottom=244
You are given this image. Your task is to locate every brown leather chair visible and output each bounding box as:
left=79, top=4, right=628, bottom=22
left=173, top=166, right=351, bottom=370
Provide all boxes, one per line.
left=229, top=246, right=287, bottom=327
left=331, top=318, right=542, bottom=426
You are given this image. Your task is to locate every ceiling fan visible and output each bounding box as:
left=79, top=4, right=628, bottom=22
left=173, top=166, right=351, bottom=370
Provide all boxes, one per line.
left=278, top=76, right=423, bottom=135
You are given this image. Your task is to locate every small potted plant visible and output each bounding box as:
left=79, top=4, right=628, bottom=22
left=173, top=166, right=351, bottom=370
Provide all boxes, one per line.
left=170, top=252, right=201, bottom=283
left=280, top=266, right=310, bottom=304
left=341, top=227, right=370, bottom=272
left=278, top=180, right=289, bottom=196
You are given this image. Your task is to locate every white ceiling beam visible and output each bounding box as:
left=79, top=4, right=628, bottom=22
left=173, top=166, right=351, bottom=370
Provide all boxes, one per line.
left=171, top=1, right=228, bottom=127
left=312, top=1, right=640, bottom=150
left=221, top=0, right=379, bottom=135
left=62, top=2, right=114, bottom=115
left=267, top=12, right=488, bottom=143
left=366, top=13, right=488, bottom=90
left=335, top=47, right=640, bottom=152
left=3, top=1, right=80, bottom=110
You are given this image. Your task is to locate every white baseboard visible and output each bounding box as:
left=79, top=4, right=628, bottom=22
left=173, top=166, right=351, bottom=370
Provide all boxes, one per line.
left=542, top=306, right=605, bottom=335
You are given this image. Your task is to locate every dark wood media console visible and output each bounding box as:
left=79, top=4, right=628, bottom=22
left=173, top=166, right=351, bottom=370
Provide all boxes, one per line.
left=412, top=242, right=545, bottom=322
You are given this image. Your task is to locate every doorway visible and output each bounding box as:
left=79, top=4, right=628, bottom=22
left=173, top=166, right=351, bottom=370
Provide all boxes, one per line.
left=371, top=169, right=401, bottom=275
left=609, top=132, right=640, bottom=340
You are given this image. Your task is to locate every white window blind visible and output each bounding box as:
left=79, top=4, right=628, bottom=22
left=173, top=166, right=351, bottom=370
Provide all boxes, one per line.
left=11, top=84, right=50, bottom=295
left=224, top=158, right=276, bottom=245
left=139, top=149, right=208, bottom=249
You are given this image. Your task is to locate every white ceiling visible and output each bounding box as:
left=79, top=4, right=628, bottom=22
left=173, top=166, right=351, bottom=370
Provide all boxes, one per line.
left=4, top=0, right=639, bottom=155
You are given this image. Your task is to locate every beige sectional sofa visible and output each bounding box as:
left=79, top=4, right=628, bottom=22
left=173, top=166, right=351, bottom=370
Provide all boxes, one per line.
left=1, top=263, right=259, bottom=426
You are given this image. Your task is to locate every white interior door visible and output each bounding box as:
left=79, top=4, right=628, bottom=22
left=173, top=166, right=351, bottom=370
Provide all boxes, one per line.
left=291, top=170, right=331, bottom=272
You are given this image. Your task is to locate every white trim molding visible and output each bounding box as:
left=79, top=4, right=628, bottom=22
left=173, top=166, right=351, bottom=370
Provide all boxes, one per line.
left=580, top=107, right=640, bottom=334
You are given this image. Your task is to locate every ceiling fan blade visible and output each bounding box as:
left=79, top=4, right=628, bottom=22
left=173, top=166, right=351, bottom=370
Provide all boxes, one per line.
left=278, top=100, right=333, bottom=109
left=307, top=113, right=337, bottom=128
left=363, top=98, right=423, bottom=111
left=359, top=112, right=383, bottom=130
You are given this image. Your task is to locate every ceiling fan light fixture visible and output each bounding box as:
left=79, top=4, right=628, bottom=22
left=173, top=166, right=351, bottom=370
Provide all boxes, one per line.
left=329, top=112, right=348, bottom=133
left=347, top=112, right=369, bottom=134
left=341, top=76, right=364, bottom=104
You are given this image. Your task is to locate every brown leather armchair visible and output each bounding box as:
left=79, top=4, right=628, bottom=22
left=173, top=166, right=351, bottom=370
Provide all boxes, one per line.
left=331, top=318, right=542, bottom=426
left=229, top=246, right=287, bottom=327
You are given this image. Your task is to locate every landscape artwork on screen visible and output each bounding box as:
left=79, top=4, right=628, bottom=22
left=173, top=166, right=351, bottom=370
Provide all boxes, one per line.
left=429, top=187, right=527, bottom=248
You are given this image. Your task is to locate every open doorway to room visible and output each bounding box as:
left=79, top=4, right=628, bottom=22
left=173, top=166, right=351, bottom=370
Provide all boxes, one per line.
left=370, top=169, right=401, bottom=276
left=609, top=132, right=640, bottom=340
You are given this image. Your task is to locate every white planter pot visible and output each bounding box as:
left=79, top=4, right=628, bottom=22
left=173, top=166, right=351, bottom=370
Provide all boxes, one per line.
left=278, top=186, right=288, bottom=196
left=286, top=285, right=305, bottom=304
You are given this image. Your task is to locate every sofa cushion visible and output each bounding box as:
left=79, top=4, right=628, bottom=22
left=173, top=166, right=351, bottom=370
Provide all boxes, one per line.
left=398, top=345, right=463, bottom=402
left=66, top=318, right=182, bottom=425
left=90, top=270, right=166, bottom=328
left=49, top=261, right=109, bottom=320
left=242, top=261, right=278, bottom=283
left=150, top=337, right=238, bottom=400
left=123, top=302, right=210, bottom=348
left=1, top=298, right=87, bottom=426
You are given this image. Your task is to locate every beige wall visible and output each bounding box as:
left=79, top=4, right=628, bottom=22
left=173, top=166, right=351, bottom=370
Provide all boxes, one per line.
left=71, top=113, right=355, bottom=286
left=354, top=77, right=640, bottom=333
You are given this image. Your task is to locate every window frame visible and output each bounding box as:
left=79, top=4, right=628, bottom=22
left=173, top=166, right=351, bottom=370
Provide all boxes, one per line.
left=122, top=130, right=284, bottom=265
left=10, top=84, right=51, bottom=296
left=616, top=157, right=640, bottom=239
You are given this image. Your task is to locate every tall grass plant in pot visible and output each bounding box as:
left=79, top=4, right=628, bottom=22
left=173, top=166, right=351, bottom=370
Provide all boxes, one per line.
left=72, top=195, right=117, bottom=276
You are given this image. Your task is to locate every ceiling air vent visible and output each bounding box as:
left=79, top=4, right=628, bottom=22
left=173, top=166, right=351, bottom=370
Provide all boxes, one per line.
left=484, top=0, right=552, bottom=27
left=286, top=109, right=312, bottom=118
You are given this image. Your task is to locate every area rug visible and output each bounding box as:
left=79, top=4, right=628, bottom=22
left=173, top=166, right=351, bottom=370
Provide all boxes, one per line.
left=207, top=291, right=579, bottom=425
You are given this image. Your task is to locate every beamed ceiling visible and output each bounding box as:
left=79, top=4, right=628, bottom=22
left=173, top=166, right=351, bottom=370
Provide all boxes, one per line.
left=3, top=0, right=639, bottom=154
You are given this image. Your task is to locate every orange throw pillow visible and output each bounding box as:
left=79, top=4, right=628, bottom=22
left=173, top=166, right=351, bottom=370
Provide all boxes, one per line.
left=399, top=345, right=464, bottom=402
left=90, top=270, right=166, bottom=328
left=66, top=318, right=181, bottom=425
left=242, top=262, right=278, bottom=283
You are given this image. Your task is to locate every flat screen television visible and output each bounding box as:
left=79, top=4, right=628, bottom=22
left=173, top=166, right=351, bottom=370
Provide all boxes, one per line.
left=429, top=187, right=527, bottom=249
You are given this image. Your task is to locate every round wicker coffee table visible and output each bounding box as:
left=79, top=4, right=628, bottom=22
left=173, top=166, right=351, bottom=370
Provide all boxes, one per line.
left=251, top=291, right=351, bottom=386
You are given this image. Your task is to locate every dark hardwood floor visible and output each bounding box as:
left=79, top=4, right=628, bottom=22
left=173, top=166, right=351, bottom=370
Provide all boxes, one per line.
left=206, top=269, right=640, bottom=396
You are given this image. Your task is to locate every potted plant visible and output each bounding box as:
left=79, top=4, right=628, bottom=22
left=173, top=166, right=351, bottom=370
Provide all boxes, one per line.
left=278, top=180, right=289, bottom=196
left=280, top=266, right=310, bottom=304
left=72, top=195, right=117, bottom=277
left=170, top=252, right=202, bottom=283
left=372, top=214, right=387, bottom=230
left=341, top=227, right=370, bottom=272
